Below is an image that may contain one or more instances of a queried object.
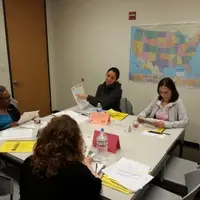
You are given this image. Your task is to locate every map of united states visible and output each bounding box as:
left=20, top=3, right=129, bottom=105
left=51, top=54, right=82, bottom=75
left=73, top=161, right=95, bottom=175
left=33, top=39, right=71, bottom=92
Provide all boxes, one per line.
left=132, top=29, right=200, bottom=73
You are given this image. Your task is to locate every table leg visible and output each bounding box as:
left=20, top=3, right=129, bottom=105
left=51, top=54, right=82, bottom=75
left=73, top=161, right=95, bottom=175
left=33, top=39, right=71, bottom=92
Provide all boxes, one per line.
left=179, top=131, right=185, bottom=158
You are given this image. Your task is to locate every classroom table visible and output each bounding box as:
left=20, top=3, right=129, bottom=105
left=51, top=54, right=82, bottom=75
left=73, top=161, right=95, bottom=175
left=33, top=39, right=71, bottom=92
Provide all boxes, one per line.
left=0, top=107, right=185, bottom=200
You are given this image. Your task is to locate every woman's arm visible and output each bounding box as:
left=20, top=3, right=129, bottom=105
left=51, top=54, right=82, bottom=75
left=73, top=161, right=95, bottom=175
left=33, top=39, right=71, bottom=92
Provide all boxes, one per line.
left=138, top=97, right=157, bottom=118
left=164, top=99, right=189, bottom=128
left=87, top=85, right=122, bottom=108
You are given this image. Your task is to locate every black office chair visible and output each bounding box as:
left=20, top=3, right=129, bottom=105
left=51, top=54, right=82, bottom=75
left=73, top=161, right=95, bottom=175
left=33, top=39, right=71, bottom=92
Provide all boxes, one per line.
left=0, top=174, right=14, bottom=200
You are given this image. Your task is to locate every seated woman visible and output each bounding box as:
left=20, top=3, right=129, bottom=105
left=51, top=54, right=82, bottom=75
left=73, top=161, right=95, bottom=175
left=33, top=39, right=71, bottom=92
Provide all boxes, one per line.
left=0, top=86, right=20, bottom=130
left=138, top=77, right=188, bottom=128
left=77, top=67, right=122, bottom=111
left=20, top=115, right=102, bottom=200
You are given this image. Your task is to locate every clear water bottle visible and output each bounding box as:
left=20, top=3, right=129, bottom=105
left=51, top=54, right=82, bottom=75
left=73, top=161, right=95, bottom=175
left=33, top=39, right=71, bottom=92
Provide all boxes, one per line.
left=96, top=128, right=108, bottom=162
left=96, top=103, right=102, bottom=112
left=33, top=115, right=41, bottom=137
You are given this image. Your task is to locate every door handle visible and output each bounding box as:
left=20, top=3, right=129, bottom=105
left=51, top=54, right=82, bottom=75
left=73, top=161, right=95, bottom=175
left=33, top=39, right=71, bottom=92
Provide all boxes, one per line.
left=13, top=80, right=19, bottom=86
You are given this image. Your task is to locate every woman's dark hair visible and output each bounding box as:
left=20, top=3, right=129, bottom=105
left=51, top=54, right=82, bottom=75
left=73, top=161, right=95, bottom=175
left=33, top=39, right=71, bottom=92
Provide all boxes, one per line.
left=157, top=77, right=179, bottom=102
left=31, top=115, right=85, bottom=178
left=107, top=67, right=120, bottom=80
left=0, top=86, right=6, bottom=95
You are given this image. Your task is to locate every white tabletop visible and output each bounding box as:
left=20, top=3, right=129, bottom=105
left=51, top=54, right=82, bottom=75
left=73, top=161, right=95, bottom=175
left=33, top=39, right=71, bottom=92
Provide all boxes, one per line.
left=0, top=108, right=184, bottom=200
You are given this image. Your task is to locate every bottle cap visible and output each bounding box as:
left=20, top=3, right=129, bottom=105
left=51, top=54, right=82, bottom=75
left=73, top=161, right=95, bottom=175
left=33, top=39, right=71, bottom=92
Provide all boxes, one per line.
left=101, top=128, right=104, bottom=132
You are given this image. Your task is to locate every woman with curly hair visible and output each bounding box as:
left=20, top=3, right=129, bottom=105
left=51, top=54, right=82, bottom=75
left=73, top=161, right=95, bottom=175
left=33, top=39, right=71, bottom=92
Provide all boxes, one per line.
left=19, top=115, right=102, bottom=200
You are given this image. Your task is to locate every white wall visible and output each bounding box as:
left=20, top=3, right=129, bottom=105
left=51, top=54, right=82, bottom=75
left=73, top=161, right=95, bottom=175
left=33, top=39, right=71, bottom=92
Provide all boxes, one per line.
left=47, top=0, right=200, bottom=143
left=0, top=0, right=11, bottom=93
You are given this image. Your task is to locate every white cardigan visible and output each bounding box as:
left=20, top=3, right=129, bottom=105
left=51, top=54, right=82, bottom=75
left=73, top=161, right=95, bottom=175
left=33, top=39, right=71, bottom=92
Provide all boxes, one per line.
left=138, top=97, right=189, bottom=128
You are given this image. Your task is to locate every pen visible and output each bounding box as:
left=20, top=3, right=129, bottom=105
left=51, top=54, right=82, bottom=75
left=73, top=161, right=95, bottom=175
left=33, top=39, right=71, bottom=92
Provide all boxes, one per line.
left=95, top=163, right=98, bottom=173
left=148, top=131, right=170, bottom=136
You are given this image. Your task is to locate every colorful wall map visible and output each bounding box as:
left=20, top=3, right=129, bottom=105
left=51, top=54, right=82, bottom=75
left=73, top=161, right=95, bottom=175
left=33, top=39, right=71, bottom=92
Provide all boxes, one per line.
left=129, top=23, right=200, bottom=87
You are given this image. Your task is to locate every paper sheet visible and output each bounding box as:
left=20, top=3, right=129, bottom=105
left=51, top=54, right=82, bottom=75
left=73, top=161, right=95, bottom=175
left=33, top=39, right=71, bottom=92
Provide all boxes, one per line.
left=0, top=128, right=33, bottom=140
left=53, top=110, right=88, bottom=124
left=106, top=109, right=128, bottom=121
left=20, top=121, right=48, bottom=130
left=0, top=140, right=36, bottom=153
left=71, top=83, right=89, bottom=109
left=102, top=157, right=153, bottom=192
left=18, top=111, right=39, bottom=125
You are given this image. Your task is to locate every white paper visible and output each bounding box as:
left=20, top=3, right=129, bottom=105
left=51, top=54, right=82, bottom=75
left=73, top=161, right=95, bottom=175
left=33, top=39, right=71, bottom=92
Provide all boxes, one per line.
left=20, top=121, right=48, bottom=130
left=71, top=83, right=89, bottom=109
left=53, top=110, right=88, bottom=124
left=138, top=117, right=159, bottom=124
left=18, top=111, right=39, bottom=125
left=74, top=106, right=96, bottom=116
left=0, top=128, right=33, bottom=140
left=142, top=130, right=165, bottom=138
left=102, top=157, right=153, bottom=192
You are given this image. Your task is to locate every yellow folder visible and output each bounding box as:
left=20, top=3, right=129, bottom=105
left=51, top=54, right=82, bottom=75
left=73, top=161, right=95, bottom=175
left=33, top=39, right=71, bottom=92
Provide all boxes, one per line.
left=106, top=109, right=128, bottom=121
left=0, top=140, right=36, bottom=153
left=101, top=175, right=133, bottom=195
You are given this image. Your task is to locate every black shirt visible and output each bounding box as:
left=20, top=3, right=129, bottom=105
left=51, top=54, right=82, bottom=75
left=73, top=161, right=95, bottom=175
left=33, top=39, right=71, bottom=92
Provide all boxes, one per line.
left=20, top=157, right=102, bottom=200
left=87, top=82, right=122, bottom=111
left=7, top=104, right=20, bottom=122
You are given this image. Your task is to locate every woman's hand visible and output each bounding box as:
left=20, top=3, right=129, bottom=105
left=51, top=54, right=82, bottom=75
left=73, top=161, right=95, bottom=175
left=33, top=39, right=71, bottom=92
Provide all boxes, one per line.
left=76, top=94, right=88, bottom=100
left=137, top=117, right=145, bottom=123
left=154, top=121, right=165, bottom=128
left=11, top=122, right=18, bottom=127
left=83, top=156, right=92, bottom=167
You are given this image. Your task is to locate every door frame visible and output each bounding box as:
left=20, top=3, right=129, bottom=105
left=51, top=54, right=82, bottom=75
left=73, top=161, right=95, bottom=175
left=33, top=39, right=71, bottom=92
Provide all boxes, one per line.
left=2, top=0, right=52, bottom=113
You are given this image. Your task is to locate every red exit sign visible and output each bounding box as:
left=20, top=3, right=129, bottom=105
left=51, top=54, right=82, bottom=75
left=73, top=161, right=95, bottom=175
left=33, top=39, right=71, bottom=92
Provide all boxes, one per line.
left=129, top=11, right=136, bottom=20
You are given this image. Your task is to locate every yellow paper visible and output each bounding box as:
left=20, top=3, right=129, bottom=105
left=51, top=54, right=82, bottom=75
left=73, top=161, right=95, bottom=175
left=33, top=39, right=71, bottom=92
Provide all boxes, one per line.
left=0, top=140, right=36, bottom=153
left=106, top=109, right=128, bottom=121
left=101, top=175, right=133, bottom=195
left=153, top=128, right=165, bottom=133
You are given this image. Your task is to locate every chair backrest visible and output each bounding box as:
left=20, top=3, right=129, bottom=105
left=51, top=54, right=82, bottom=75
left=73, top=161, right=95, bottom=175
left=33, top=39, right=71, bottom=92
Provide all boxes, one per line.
left=183, top=170, right=200, bottom=200
left=120, top=98, right=134, bottom=115
left=0, top=174, right=14, bottom=199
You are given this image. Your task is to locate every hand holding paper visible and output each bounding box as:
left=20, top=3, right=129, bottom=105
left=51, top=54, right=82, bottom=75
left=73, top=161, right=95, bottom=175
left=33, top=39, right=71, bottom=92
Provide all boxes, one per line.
left=71, top=84, right=89, bottom=109
left=18, top=111, right=39, bottom=125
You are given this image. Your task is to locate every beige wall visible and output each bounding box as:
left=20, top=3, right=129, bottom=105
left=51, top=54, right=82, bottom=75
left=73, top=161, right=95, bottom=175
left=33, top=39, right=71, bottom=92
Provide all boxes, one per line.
left=46, top=0, right=200, bottom=143
left=0, top=0, right=11, bottom=93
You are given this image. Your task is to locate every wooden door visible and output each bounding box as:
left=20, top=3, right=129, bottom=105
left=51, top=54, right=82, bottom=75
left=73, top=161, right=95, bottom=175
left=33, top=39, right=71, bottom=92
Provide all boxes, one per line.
left=3, top=0, right=51, bottom=116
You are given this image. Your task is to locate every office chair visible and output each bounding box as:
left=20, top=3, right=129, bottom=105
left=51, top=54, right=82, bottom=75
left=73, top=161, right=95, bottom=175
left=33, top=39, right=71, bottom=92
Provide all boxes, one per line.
left=163, top=155, right=198, bottom=188
left=137, top=169, right=200, bottom=200
left=0, top=174, right=14, bottom=200
left=120, top=97, right=134, bottom=115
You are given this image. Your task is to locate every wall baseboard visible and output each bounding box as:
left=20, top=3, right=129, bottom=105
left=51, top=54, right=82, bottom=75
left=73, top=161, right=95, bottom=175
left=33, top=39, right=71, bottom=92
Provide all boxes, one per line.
left=184, top=140, right=200, bottom=149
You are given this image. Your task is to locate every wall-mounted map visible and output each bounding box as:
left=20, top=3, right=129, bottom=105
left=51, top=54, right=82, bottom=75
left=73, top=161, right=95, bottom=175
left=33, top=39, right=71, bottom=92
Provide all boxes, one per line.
left=129, top=23, right=200, bottom=87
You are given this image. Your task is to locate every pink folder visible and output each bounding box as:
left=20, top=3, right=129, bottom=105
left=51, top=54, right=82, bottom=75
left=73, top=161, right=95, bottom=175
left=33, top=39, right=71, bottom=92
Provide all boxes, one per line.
left=92, top=130, right=121, bottom=153
left=89, top=112, right=110, bottom=125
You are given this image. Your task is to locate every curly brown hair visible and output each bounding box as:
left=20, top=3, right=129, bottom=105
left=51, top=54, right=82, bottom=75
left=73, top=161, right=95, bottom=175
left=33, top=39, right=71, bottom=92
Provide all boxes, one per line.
left=31, top=115, right=85, bottom=178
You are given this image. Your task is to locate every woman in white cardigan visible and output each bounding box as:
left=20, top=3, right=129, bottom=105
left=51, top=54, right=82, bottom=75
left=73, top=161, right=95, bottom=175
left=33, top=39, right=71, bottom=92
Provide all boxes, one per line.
left=138, top=77, right=188, bottom=129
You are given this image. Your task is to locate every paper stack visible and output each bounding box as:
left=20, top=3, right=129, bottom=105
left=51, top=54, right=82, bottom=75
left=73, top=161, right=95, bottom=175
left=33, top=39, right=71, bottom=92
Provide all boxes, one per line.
left=102, top=157, right=153, bottom=193
left=53, top=110, right=88, bottom=124
left=106, top=109, right=128, bottom=121
left=0, top=128, right=33, bottom=140
left=0, top=140, right=36, bottom=153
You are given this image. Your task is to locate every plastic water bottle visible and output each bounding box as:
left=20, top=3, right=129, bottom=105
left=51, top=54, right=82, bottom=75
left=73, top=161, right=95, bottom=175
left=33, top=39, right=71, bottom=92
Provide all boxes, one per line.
left=33, top=115, right=41, bottom=137
left=96, top=128, right=108, bottom=162
left=96, top=103, right=102, bottom=112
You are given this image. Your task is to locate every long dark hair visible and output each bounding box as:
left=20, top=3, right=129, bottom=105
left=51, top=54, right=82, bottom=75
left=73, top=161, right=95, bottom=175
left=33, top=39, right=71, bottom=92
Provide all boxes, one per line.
left=107, top=67, right=120, bottom=80
left=31, top=115, right=85, bottom=178
left=157, top=77, right=179, bottom=102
